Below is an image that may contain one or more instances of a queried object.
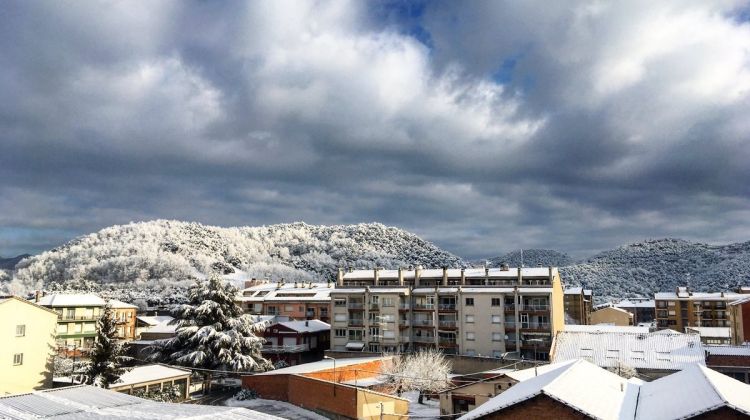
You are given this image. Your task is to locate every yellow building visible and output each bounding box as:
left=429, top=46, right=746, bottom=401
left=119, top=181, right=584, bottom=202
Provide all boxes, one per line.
left=590, top=306, right=633, bottom=326
left=0, top=296, right=58, bottom=395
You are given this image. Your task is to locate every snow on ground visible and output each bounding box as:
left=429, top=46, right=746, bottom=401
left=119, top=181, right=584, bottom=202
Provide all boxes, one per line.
left=224, top=397, right=329, bottom=420
left=403, top=390, right=440, bottom=419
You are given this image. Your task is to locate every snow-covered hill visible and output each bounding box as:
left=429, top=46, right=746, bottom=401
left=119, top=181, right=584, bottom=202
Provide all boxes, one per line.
left=488, top=249, right=574, bottom=268
left=560, top=239, right=750, bottom=301
left=7, top=220, right=466, bottom=293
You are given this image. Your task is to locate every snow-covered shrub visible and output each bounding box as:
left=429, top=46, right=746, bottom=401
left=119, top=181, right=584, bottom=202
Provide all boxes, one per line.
left=234, top=388, right=259, bottom=400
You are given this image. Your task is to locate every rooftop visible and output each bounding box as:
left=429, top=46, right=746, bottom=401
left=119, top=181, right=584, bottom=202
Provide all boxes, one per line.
left=342, top=267, right=554, bottom=280
left=459, top=359, right=639, bottom=420
left=552, top=330, right=704, bottom=371
left=684, top=326, right=731, bottom=338
left=111, top=365, right=191, bottom=388
left=704, top=345, right=750, bottom=357
left=273, top=319, right=330, bottom=333
left=654, top=291, right=743, bottom=301
left=251, top=356, right=389, bottom=376
left=36, top=294, right=137, bottom=308
left=615, top=299, right=655, bottom=308
left=564, top=325, right=650, bottom=334
left=0, top=385, right=280, bottom=419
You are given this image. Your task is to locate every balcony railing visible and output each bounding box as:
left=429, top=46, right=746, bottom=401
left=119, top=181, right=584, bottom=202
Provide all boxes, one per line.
left=399, top=320, right=410, bottom=327
left=439, top=339, right=457, bottom=346
left=399, top=303, right=410, bottom=310
left=438, top=304, right=456, bottom=310
left=58, top=315, right=97, bottom=321
left=504, top=305, right=515, bottom=312
left=412, top=336, right=436, bottom=343
left=521, top=322, right=550, bottom=330
left=399, top=336, right=410, bottom=342
left=348, top=319, right=364, bottom=327
left=348, top=303, right=364, bottom=309
left=412, top=319, right=434, bottom=327
left=370, top=304, right=380, bottom=310
left=438, top=320, right=457, bottom=328
left=413, top=304, right=435, bottom=310
left=519, top=304, right=550, bottom=311
left=262, top=344, right=309, bottom=353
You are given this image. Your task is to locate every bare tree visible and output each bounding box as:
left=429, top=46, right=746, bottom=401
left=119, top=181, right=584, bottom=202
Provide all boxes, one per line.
left=381, top=349, right=452, bottom=404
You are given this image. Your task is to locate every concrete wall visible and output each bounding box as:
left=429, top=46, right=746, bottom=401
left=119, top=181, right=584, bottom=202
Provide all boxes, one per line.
left=0, top=298, right=57, bottom=395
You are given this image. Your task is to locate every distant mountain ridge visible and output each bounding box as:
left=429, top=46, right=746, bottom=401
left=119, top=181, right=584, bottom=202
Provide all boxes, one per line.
left=0, top=254, right=30, bottom=270
left=7, top=220, right=466, bottom=292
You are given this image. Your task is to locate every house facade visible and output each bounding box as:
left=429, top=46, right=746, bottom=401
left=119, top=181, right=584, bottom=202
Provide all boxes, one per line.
left=729, top=296, right=750, bottom=345
left=563, top=287, right=592, bottom=325
left=330, top=266, right=565, bottom=361
left=654, top=287, right=743, bottom=331
left=261, top=319, right=330, bottom=365
left=0, top=296, right=58, bottom=395
left=236, top=282, right=333, bottom=323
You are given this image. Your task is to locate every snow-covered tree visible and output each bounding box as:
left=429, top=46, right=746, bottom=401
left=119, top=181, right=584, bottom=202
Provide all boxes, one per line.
left=380, top=349, right=452, bottom=404
left=83, top=303, right=132, bottom=388
left=148, top=275, right=272, bottom=390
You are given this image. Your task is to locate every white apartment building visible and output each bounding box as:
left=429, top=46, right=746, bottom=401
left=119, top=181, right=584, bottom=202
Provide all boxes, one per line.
left=330, top=266, right=565, bottom=360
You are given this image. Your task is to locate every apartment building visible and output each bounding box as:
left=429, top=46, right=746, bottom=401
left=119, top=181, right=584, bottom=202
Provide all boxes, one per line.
left=729, top=296, right=750, bottom=345
left=36, top=294, right=138, bottom=349
left=563, top=287, right=593, bottom=325
left=654, top=287, right=743, bottom=331
left=614, top=298, right=655, bottom=324
left=236, top=281, right=333, bottom=323
left=330, top=266, right=565, bottom=361
left=0, top=296, right=58, bottom=395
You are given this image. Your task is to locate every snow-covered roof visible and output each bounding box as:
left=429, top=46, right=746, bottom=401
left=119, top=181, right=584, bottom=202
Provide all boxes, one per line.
left=109, top=299, right=138, bottom=309
left=137, top=315, right=174, bottom=326
left=111, top=365, right=191, bottom=387
left=273, top=319, right=330, bottom=333
left=237, top=283, right=334, bottom=302
left=144, top=319, right=177, bottom=334
left=367, top=287, right=410, bottom=293
left=252, top=356, right=389, bottom=376
left=501, top=359, right=578, bottom=381
left=0, top=385, right=280, bottom=419
left=704, top=345, right=750, bottom=356
left=564, top=287, right=583, bottom=294
left=654, top=291, right=743, bottom=301
left=636, top=364, right=750, bottom=419
left=460, top=287, right=514, bottom=293
left=684, top=327, right=731, bottom=338
left=37, top=294, right=106, bottom=307
left=615, top=299, right=655, bottom=308
left=0, top=295, right=60, bottom=315
left=458, top=359, right=639, bottom=420
left=330, top=288, right=366, bottom=294
left=564, top=325, right=650, bottom=334
left=342, top=267, right=553, bottom=281
left=552, top=330, right=704, bottom=371
left=593, top=306, right=632, bottom=315
left=729, top=295, right=750, bottom=306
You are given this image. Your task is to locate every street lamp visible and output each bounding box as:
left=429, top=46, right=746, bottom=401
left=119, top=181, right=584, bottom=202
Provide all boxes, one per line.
left=324, top=356, right=337, bottom=396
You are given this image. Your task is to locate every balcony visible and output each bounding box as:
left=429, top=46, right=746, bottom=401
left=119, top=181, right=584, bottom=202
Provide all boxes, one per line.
left=412, top=336, right=436, bottom=343
left=438, top=320, right=457, bottom=329
left=521, top=322, right=550, bottom=331
left=438, top=338, right=457, bottom=347
left=399, top=303, right=410, bottom=311
left=262, top=344, right=310, bottom=353
left=413, top=304, right=435, bottom=311
left=58, top=315, right=97, bottom=321
left=412, top=319, right=435, bottom=328
left=370, top=304, right=380, bottom=311
left=505, top=322, right=517, bottom=331
left=521, top=339, right=551, bottom=349
left=399, top=336, right=410, bottom=342
left=398, top=320, right=410, bottom=328
left=348, top=319, right=364, bottom=327
left=504, top=305, right=515, bottom=313
left=519, top=304, right=550, bottom=311
left=348, top=303, right=364, bottom=310
left=438, top=304, right=457, bottom=311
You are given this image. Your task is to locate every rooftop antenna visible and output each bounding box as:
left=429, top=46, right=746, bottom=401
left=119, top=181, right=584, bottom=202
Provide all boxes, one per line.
left=520, top=248, right=524, bottom=268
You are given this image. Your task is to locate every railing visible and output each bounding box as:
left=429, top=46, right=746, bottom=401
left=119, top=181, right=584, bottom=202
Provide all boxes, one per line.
left=439, top=339, right=457, bottom=346
left=412, top=336, right=436, bottom=343
left=262, top=344, right=309, bottom=353
left=370, top=304, right=380, bottom=310
left=57, top=315, right=97, bottom=321
left=413, top=304, right=435, bottom=310
left=412, top=319, right=434, bottom=327
left=399, top=303, right=410, bottom=310
left=399, top=336, right=410, bottom=342
left=348, top=303, right=364, bottom=309
left=504, top=305, right=515, bottom=312
left=399, top=320, right=410, bottom=327
left=438, top=320, right=457, bottom=328
left=348, top=319, right=364, bottom=326
left=505, top=322, right=517, bottom=330
left=438, top=304, right=456, bottom=310
left=521, top=339, right=551, bottom=348
left=521, top=322, right=550, bottom=330
left=520, top=304, right=550, bottom=311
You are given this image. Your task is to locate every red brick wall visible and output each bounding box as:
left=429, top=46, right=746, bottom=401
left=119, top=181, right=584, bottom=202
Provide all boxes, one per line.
left=288, top=375, right=358, bottom=419
left=303, top=359, right=387, bottom=382
left=742, top=302, right=750, bottom=342
left=706, top=354, right=750, bottom=367
left=478, top=394, right=588, bottom=419
left=242, top=374, right=290, bottom=400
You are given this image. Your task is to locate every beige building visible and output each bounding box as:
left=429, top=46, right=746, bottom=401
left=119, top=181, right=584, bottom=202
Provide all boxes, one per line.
left=37, top=294, right=138, bottom=350
left=330, top=266, right=565, bottom=361
left=0, top=296, right=58, bottom=395
left=109, top=364, right=192, bottom=400
left=590, top=306, right=633, bottom=326
left=655, top=287, right=743, bottom=331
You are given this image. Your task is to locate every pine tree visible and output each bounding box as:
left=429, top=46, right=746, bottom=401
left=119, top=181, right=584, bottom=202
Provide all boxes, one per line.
left=83, top=303, right=132, bottom=388
left=149, top=275, right=272, bottom=391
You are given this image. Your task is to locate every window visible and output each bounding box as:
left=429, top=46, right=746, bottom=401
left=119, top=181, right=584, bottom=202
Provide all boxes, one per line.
left=349, top=330, right=363, bottom=341
left=491, top=315, right=502, bottom=324
left=492, top=332, right=502, bottom=341
left=383, top=330, right=395, bottom=338
left=491, top=298, right=501, bottom=306
left=66, top=309, right=75, bottom=319
left=466, top=332, right=475, bottom=341
left=15, top=325, right=25, bottom=337
left=335, top=329, right=346, bottom=337
left=334, top=299, right=346, bottom=307
left=369, top=327, right=380, bottom=337
left=465, top=298, right=474, bottom=306
left=667, top=301, right=675, bottom=307
left=581, top=348, right=594, bottom=358
left=465, top=315, right=475, bottom=323
left=13, top=353, right=23, bottom=366
left=631, top=350, right=645, bottom=360
left=605, top=349, right=619, bottom=358
left=382, top=297, right=395, bottom=307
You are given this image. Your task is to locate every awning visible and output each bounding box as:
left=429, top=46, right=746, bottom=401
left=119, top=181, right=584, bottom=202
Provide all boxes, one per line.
left=345, top=341, right=365, bottom=350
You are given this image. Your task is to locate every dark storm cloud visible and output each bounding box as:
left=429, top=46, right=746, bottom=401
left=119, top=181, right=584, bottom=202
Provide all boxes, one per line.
left=1, top=0, right=749, bottom=259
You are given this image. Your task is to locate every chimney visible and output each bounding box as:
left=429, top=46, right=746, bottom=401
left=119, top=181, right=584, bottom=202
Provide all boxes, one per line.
left=35, top=290, right=40, bottom=303
left=500, top=263, right=509, bottom=271
left=460, top=268, right=466, bottom=285
left=415, top=265, right=423, bottom=287
left=337, top=268, right=344, bottom=287
left=305, top=320, right=309, bottom=327
left=374, top=267, right=380, bottom=286
left=398, top=267, right=404, bottom=286
left=484, top=266, right=490, bottom=286
left=548, top=267, right=554, bottom=284
left=517, top=267, right=523, bottom=286
left=442, top=267, right=448, bottom=286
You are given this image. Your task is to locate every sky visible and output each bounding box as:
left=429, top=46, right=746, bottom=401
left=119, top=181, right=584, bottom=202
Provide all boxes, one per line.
left=1, top=1, right=750, bottom=260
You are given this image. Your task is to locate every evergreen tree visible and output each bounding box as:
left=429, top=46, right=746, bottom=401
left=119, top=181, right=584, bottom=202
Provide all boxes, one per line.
left=83, top=303, right=132, bottom=387
left=149, top=275, right=272, bottom=390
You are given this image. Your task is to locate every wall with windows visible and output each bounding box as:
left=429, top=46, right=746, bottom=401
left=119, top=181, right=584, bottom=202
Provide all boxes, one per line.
left=0, top=297, right=58, bottom=395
